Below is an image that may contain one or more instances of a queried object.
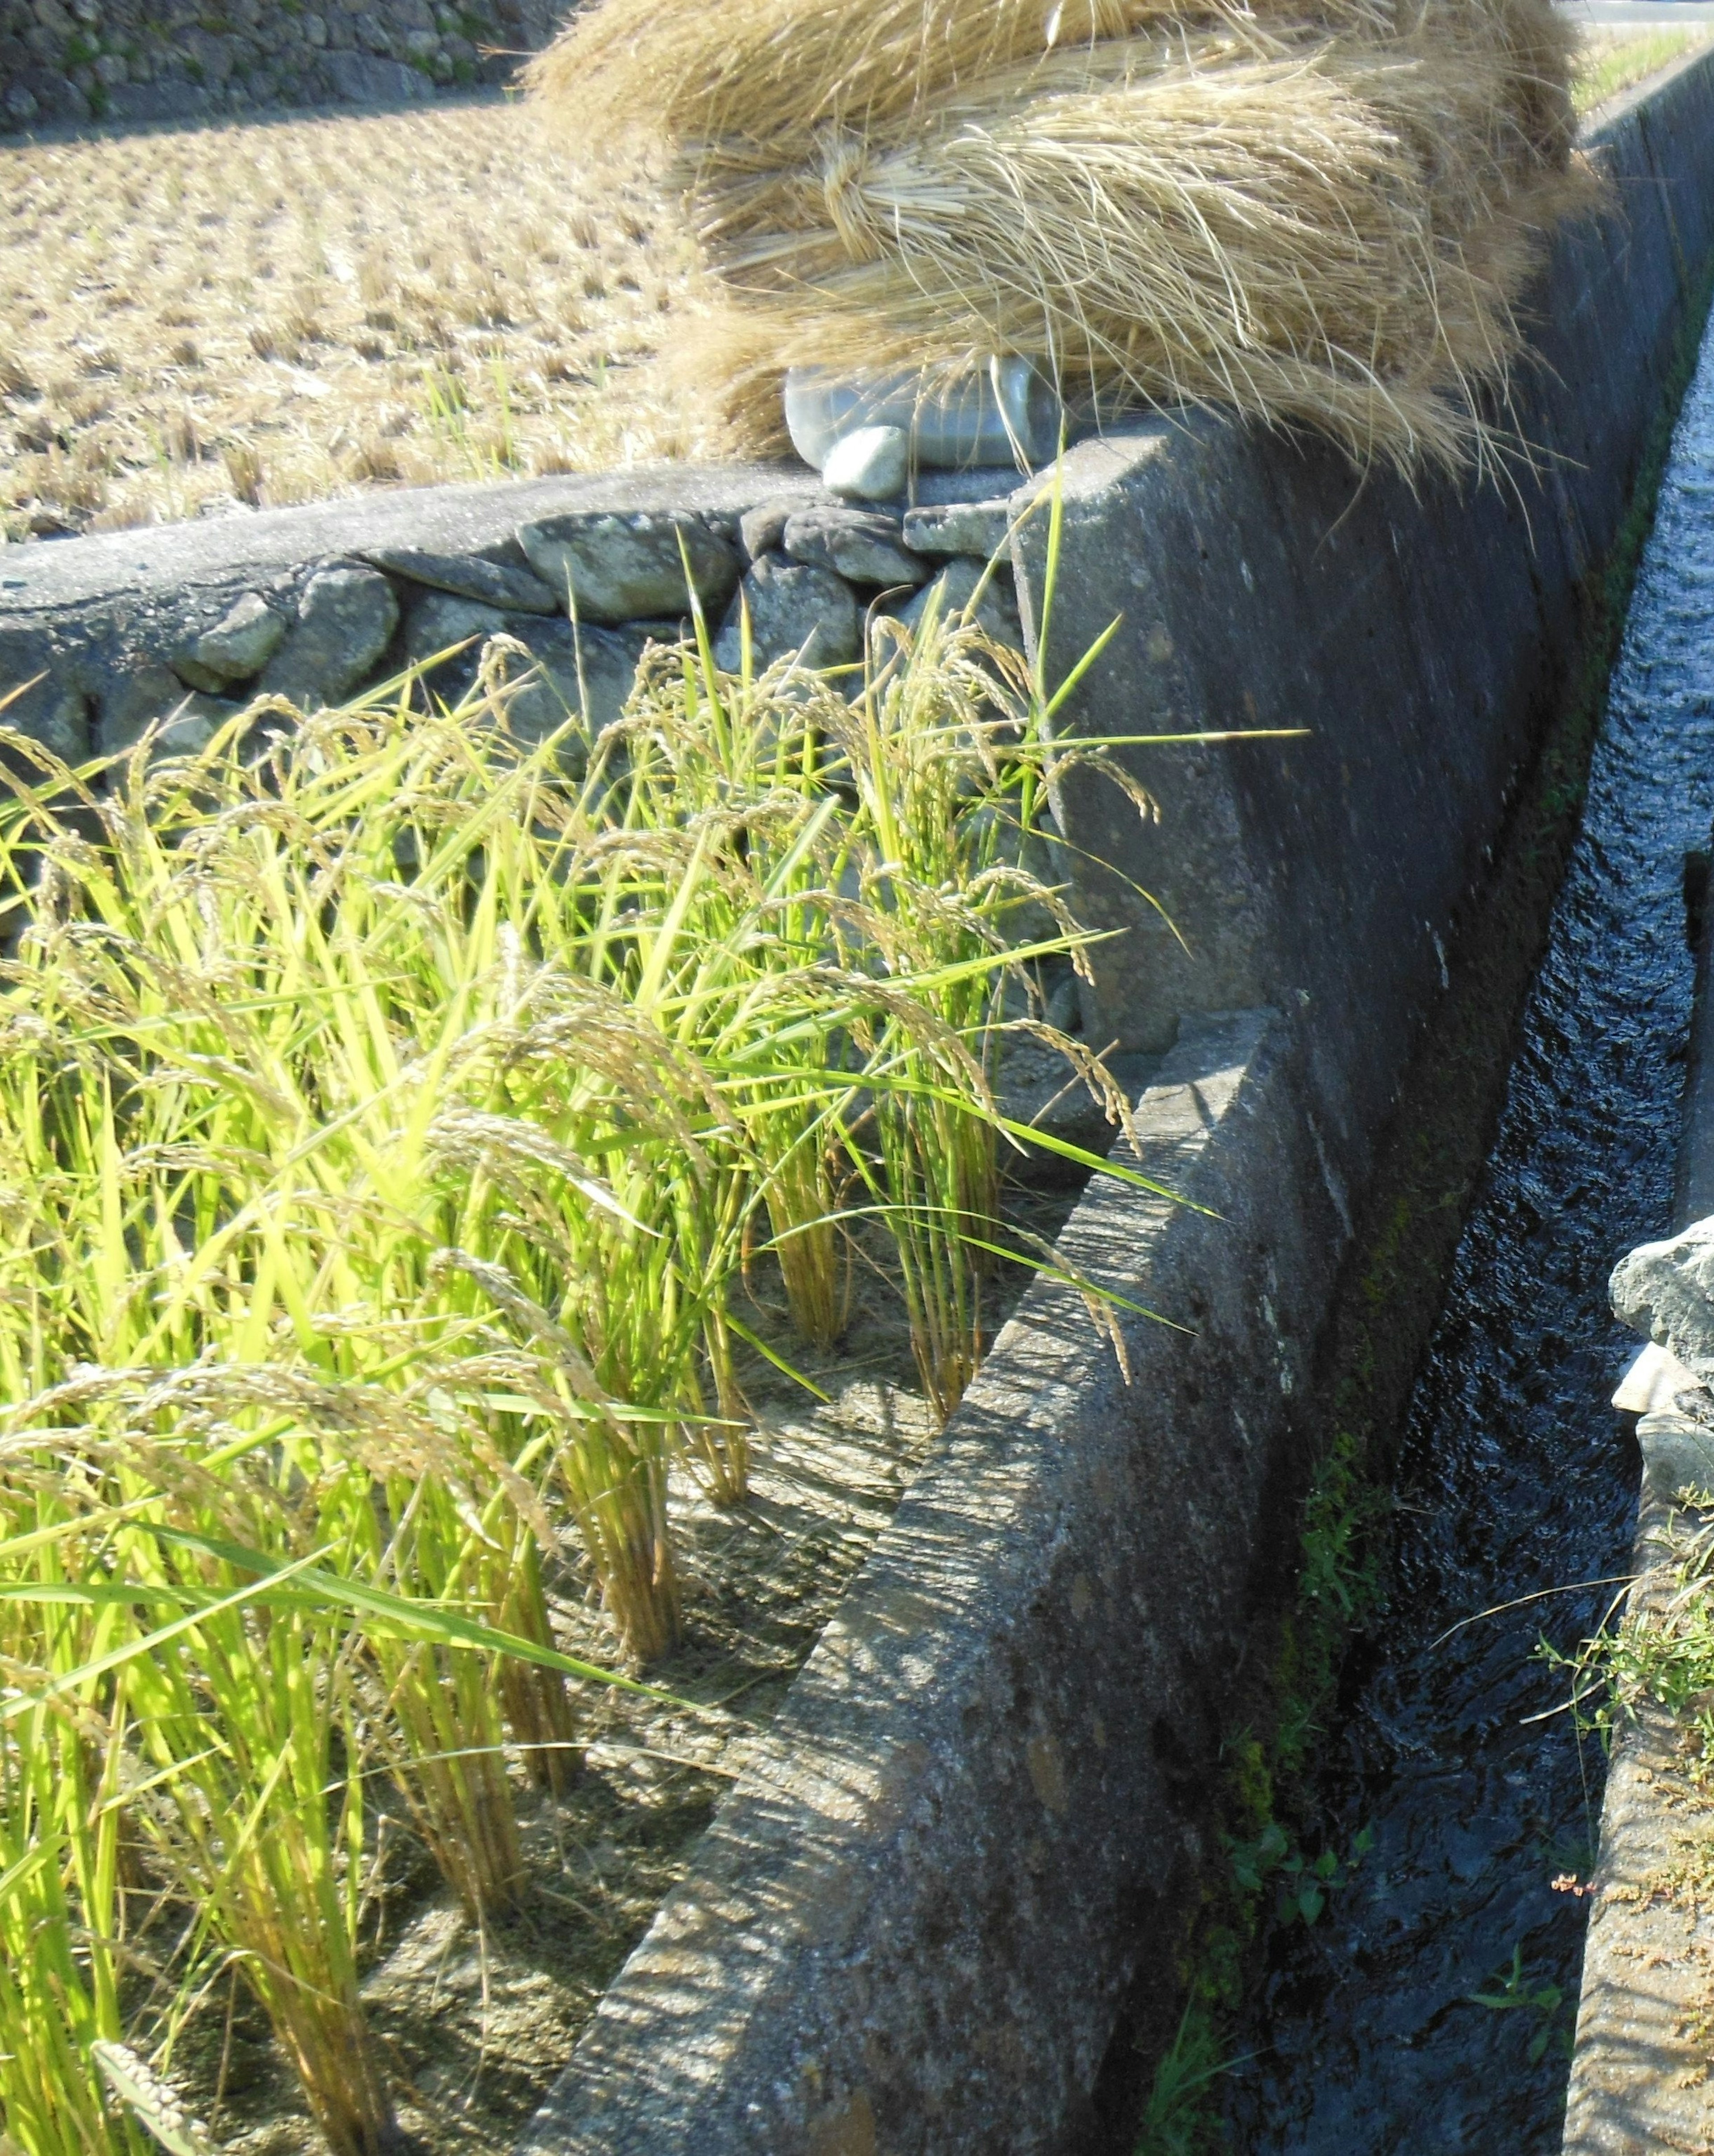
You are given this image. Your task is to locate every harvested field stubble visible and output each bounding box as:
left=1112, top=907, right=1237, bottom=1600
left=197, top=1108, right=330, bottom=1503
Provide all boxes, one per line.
left=0, top=29, right=1664, bottom=542
left=0, top=98, right=724, bottom=542
left=537, top=0, right=1597, bottom=477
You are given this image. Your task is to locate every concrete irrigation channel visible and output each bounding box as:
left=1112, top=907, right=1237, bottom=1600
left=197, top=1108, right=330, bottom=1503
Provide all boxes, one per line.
left=7, top=48, right=1714, bottom=2156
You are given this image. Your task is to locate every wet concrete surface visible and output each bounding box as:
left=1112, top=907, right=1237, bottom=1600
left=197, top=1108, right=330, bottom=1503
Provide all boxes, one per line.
left=1224, top=291, right=1714, bottom=2152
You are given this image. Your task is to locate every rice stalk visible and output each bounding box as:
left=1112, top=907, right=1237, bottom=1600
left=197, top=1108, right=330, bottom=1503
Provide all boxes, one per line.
left=529, top=0, right=1399, bottom=160
left=0, top=1581, right=141, bottom=2156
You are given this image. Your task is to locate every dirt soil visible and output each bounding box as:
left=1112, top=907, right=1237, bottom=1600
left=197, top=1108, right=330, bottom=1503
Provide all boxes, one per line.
left=161, top=1179, right=1080, bottom=2156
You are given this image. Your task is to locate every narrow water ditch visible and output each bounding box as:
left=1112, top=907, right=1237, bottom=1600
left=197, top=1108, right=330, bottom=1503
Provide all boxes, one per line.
left=1221, top=318, right=1714, bottom=2148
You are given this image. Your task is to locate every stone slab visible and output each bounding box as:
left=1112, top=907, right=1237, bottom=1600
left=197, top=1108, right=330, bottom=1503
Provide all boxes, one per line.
left=1562, top=1482, right=1714, bottom=2153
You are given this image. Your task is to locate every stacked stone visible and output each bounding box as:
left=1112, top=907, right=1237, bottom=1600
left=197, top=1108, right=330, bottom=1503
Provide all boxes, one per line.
left=0, top=481, right=1027, bottom=766
left=0, top=0, right=562, bottom=132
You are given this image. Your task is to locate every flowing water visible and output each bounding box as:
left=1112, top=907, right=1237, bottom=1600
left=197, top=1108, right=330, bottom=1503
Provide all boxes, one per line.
left=1223, top=322, right=1714, bottom=2150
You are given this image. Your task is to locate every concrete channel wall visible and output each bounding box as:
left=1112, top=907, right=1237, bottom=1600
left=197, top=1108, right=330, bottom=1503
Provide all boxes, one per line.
left=513, top=50, right=1714, bottom=2156
left=0, top=50, right=1711, bottom=2156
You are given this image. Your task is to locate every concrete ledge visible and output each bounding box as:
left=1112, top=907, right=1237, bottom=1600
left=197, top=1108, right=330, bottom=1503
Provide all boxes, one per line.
left=1561, top=1485, right=1714, bottom=2156
left=518, top=1008, right=1345, bottom=2156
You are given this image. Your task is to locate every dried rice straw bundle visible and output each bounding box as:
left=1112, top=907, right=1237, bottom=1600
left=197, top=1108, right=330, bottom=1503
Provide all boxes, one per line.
left=534, top=0, right=1397, bottom=156
left=535, top=0, right=1594, bottom=476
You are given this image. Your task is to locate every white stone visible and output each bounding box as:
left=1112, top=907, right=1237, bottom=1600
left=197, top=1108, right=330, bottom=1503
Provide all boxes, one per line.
left=1613, top=1341, right=1698, bottom=1414
left=822, top=425, right=909, bottom=505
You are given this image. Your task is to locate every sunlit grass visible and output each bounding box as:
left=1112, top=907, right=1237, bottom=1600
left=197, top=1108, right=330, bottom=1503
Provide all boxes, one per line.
left=1573, top=27, right=1708, bottom=116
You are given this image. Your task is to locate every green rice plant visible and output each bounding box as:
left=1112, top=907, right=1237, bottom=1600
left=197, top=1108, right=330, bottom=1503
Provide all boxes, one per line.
left=0, top=1370, right=416, bottom=2156
left=0, top=1588, right=141, bottom=2156
left=591, top=514, right=1169, bottom=1423
left=0, top=508, right=1208, bottom=2155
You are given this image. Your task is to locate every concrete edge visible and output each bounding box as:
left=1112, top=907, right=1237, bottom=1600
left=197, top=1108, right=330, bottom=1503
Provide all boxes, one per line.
left=1560, top=1485, right=1714, bottom=2154
left=516, top=1005, right=1350, bottom=2156
left=1562, top=854, right=1714, bottom=2153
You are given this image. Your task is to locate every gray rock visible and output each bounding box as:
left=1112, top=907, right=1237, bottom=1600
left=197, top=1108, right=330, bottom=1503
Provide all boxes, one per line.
left=324, top=49, right=431, bottom=100
left=516, top=511, right=739, bottom=626
left=98, top=660, right=239, bottom=758
left=150, top=696, right=246, bottom=761
left=405, top=592, right=511, bottom=676
left=781, top=508, right=928, bottom=591
left=1636, top=1407, right=1714, bottom=1502
left=1612, top=1216, right=1714, bottom=1378
left=893, top=556, right=1023, bottom=646
left=738, top=500, right=801, bottom=565
left=361, top=545, right=559, bottom=616
left=0, top=624, right=89, bottom=763
left=404, top=591, right=644, bottom=741
left=490, top=624, right=645, bottom=745
left=182, top=26, right=235, bottom=81
left=823, top=424, right=910, bottom=504
left=102, top=77, right=210, bottom=122
left=173, top=591, right=286, bottom=691
left=258, top=564, right=399, bottom=711
left=713, top=554, right=861, bottom=675
left=902, top=499, right=1015, bottom=559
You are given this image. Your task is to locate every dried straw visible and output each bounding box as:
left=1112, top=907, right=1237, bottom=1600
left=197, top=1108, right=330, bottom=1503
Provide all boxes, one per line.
left=533, top=0, right=1594, bottom=475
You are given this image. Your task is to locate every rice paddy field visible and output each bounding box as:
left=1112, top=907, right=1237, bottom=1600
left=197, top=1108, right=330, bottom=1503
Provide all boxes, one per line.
left=0, top=27, right=1698, bottom=545
left=0, top=589, right=1157, bottom=2156
left=0, top=95, right=728, bottom=543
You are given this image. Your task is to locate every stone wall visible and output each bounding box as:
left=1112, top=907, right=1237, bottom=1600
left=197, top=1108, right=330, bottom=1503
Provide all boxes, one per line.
left=0, top=0, right=565, bottom=132
left=0, top=459, right=1027, bottom=765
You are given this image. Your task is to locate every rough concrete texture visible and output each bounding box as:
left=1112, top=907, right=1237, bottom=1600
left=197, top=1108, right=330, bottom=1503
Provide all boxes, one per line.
left=518, top=1009, right=1346, bottom=2156
left=1563, top=1476, right=1714, bottom=2154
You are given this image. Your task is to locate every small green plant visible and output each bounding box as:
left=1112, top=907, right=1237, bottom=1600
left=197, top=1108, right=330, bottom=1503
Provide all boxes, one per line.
left=1226, top=1819, right=1373, bottom=1928
left=1135, top=2004, right=1239, bottom=2156
left=1466, top=1945, right=1573, bottom=2065
left=1541, top=1507, right=1714, bottom=1763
